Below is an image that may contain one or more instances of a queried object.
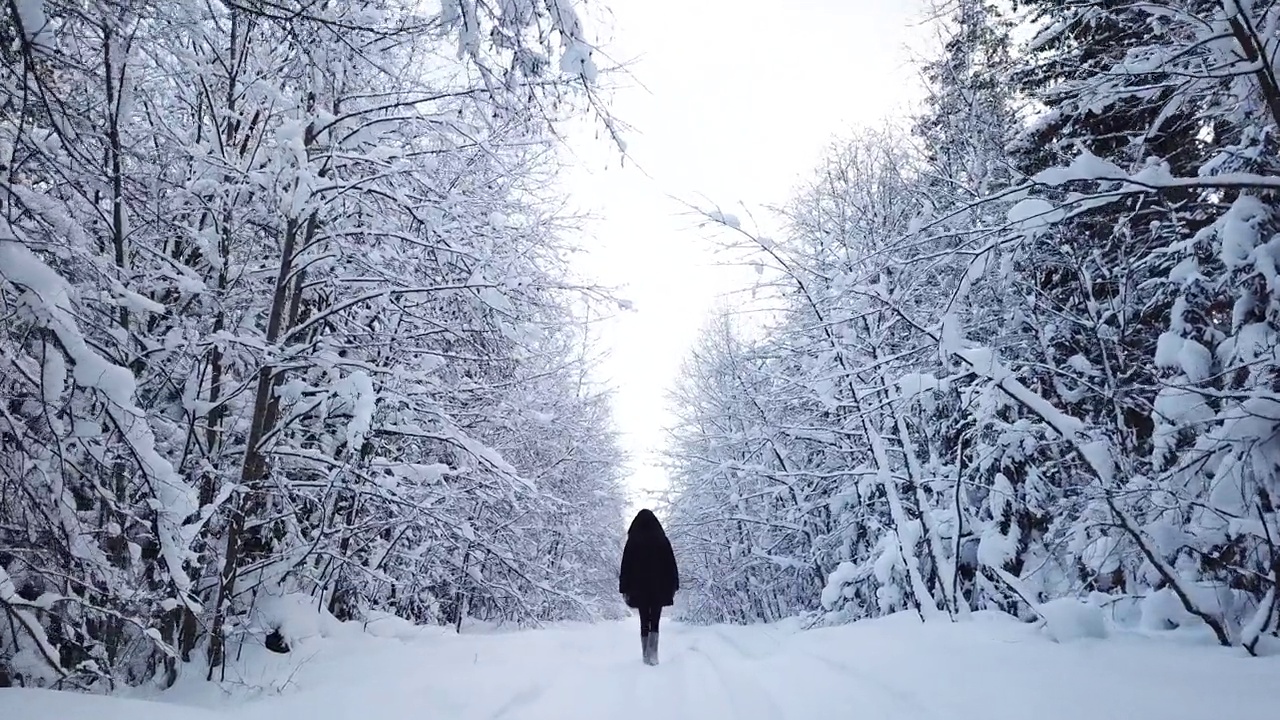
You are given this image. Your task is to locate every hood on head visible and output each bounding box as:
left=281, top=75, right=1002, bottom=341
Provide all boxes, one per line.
left=629, top=508, right=665, bottom=536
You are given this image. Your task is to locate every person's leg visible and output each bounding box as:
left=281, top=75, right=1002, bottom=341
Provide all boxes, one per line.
left=637, top=605, right=653, bottom=664
left=648, top=606, right=662, bottom=664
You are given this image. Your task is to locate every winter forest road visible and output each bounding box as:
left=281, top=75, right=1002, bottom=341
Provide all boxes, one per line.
left=232, top=619, right=946, bottom=720
left=222, top=613, right=1277, bottom=720
left=6, top=612, right=1279, bottom=720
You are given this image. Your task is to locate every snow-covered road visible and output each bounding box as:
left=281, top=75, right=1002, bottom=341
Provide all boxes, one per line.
left=5, top=612, right=1280, bottom=720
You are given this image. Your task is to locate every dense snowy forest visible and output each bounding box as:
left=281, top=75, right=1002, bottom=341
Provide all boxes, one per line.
left=666, top=0, right=1280, bottom=656
left=1, top=0, right=629, bottom=689
left=7, top=0, right=1280, bottom=700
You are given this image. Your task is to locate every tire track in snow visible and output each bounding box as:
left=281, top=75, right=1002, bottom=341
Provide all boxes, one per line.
left=488, top=683, right=549, bottom=720
left=791, top=646, right=941, bottom=720
left=686, top=639, right=787, bottom=720
left=697, top=624, right=940, bottom=720
left=709, top=625, right=785, bottom=661
left=486, top=622, right=616, bottom=717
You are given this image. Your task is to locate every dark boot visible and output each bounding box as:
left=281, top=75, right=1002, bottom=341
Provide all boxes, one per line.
left=641, top=632, right=650, bottom=664
left=649, top=631, right=659, bottom=665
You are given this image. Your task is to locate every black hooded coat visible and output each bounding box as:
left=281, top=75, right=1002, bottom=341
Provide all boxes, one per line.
left=619, top=510, right=679, bottom=609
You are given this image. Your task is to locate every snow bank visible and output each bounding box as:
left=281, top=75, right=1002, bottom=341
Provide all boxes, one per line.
left=362, top=610, right=430, bottom=640
left=0, top=688, right=220, bottom=720
left=253, top=592, right=350, bottom=649
left=148, top=595, right=439, bottom=708
left=1035, top=597, right=1109, bottom=641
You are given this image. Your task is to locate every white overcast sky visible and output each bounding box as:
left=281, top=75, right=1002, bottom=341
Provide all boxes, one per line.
left=562, top=0, right=932, bottom=514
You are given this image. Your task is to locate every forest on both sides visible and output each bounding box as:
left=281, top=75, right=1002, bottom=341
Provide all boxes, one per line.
left=1, top=0, right=632, bottom=690
left=6, top=0, right=1280, bottom=698
left=664, top=0, right=1280, bottom=658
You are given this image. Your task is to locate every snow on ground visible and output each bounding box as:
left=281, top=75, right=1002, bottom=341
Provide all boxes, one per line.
left=3, top=611, right=1279, bottom=720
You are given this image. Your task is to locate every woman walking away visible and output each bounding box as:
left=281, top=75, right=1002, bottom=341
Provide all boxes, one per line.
left=619, top=509, right=679, bottom=666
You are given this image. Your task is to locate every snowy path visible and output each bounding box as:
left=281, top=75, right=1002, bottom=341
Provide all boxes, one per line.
left=6, top=613, right=1280, bottom=720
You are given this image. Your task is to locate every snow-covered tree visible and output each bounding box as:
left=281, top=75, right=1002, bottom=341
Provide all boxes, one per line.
left=666, top=0, right=1280, bottom=656
left=1, top=0, right=627, bottom=689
